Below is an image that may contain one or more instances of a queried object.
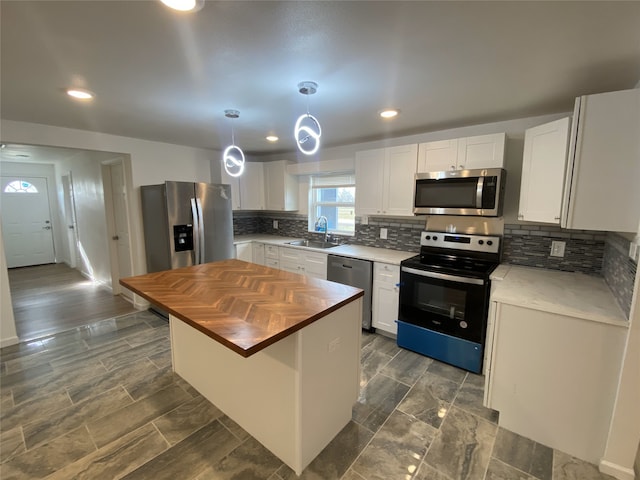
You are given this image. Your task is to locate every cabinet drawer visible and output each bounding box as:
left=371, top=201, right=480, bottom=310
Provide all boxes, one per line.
left=265, top=244, right=279, bottom=259
left=265, top=258, right=279, bottom=269
left=279, top=246, right=302, bottom=263
left=374, top=262, right=399, bottom=285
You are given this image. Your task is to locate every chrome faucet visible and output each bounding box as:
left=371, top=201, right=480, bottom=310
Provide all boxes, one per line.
left=314, top=215, right=328, bottom=241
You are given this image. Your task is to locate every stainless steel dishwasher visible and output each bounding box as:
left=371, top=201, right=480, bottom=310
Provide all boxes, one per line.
left=327, top=255, right=373, bottom=330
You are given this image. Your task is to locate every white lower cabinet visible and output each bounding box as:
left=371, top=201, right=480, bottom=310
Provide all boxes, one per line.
left=279, top=247, right=303, bottom=274
left=264, top=244, right=279, bottom=269
left=484, top=301, right=627, bottom=464
left=278, top=246, right=327, bottom=279
left=372, top=262, right=400, bottom=335
left=235, top=242, right=253, bottom=262
left=252, top=242, right=265, bottom=265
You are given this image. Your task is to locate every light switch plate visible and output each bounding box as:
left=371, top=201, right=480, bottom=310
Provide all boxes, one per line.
left=273, top=220, right=278, bottom=229
left=630, top=242, right=639, bottom=262
left=380, top=227, right=388, bottom=240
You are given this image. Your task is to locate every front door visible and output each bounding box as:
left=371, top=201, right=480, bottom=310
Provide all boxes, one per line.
left=1, top=176, right=56, bottom=268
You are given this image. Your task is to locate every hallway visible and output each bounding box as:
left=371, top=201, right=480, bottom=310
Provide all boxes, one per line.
left=7, top=263, right=137, bottom=341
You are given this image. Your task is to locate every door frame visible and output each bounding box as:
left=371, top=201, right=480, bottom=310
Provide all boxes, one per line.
left=101, top=157, right=133, bottom=298
left=60, top=172, right=79, bottom=268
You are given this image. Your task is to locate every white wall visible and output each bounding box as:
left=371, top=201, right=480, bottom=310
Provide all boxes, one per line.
left=55, top=151, right=113, bottom=286
left=0, top=224, right=18, bottom=347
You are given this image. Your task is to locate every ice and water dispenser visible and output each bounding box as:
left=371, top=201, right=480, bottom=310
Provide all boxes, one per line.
left=173, top=224, right=194, bottom=252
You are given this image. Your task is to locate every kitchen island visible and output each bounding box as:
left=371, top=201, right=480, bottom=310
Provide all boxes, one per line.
left=120, top=259, right=364, bottom=475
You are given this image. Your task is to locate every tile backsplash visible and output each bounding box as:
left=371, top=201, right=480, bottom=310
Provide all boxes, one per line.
left=233, top=212, right=636, bottom=318
left=502, top=224, right=606, bottom=275
left=602, top=232, right=637, bottom=318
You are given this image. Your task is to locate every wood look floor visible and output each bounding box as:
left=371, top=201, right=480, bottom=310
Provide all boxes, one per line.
left=7, top=263, right=137, bottom=341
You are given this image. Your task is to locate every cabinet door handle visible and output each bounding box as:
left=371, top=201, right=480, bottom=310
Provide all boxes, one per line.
left=518, top=214, right=524, bottom=219
left=459, top=164, right=465, bottom=169
left=450, top=165, right=456, bottom=170
left=554, top=216, right=560, bottom=220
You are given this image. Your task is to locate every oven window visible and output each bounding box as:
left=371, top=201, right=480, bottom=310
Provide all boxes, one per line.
left=415, top=282, right=466, bottom=320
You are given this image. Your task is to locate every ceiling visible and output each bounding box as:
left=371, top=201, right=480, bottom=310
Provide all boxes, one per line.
left=1, top=1, right=639, bottom=158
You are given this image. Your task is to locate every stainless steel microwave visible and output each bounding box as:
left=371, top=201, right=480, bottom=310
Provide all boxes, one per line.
left=414, top=168, right=506, bottom=216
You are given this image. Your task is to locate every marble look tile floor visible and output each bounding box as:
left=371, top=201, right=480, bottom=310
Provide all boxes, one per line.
left=0, top=311, right=616, bottom=480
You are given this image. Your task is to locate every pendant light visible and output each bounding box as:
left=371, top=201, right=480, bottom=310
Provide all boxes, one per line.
left=294, top=81, right=321, bottom=156
left=222, top=109, right=245, bottom=178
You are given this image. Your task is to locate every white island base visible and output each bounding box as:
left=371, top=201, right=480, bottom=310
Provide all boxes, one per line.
left=169, top=299, right=362, bottom=475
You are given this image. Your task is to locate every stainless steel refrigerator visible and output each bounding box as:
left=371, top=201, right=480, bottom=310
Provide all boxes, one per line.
left=140, top=181, right=234, bottom=274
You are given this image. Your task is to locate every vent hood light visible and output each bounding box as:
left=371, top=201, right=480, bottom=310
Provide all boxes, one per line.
left=379, top=109, right=399, bottom=119
left=66, top=88, right=94, bottom=100
left=160, top=0, right=204, bottom=12
left=266, top=135, right=279, bottom=142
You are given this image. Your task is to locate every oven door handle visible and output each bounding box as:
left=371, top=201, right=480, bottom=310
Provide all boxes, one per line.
left=401, top=266, right=485, bottom=286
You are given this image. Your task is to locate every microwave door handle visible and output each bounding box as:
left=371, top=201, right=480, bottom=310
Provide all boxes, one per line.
left=476, top=176, right=484, bottom=209
left=401, top=266, right=485, bottom=286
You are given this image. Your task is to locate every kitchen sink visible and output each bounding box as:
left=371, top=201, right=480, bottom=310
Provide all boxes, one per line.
left=286, top=239, right=340, bottom=249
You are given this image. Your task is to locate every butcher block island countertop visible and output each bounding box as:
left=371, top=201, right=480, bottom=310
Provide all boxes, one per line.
left=120, top=258, right=364, bottom=475
left=119, top=258, right=364, bottom=357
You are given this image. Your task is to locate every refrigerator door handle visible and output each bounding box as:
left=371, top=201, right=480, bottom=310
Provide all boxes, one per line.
left=196, top=197, right=205, bottom=264
left=190, top=198, right=200, bottom=264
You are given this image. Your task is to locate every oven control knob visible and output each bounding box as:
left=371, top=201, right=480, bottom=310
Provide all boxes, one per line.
left=425, top=235, right=431, bottom=240
left=487, top=240, right=493, bottom=246
left=433, top=236, right=438, bottom=241
left=478, top=240, right=484, bottom=245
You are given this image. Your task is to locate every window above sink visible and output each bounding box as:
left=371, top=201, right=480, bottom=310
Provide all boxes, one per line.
left=308, top=174, right=355, bottom=236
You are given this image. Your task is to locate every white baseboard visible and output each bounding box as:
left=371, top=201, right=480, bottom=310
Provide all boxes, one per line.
left=1, top=336, right=20, bottom=348
left=600, top=459, right=636, bottom=480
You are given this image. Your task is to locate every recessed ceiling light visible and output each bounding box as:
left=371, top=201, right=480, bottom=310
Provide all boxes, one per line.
left=379, top=109, right=399, bottom=119
left=266, top=135, right=279, bottom=142
left=160, top=0, right=204, bottom=12
left=66, top=88, right=94, bottom=100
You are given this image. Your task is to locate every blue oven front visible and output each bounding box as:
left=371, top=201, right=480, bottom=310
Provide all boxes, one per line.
left=397, top=265, right=491, bottom=373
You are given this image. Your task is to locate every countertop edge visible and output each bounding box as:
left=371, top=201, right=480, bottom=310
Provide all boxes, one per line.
left=234, top=234, right=416, bottom=265
left=120, top=269, right=365, bottom=357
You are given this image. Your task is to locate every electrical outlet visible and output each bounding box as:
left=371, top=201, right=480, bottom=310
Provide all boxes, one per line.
left=380, top=227, right=388, bottom=240
left=550, top=240, right=566, bottom=257
left=630, top=242, right=639, bottom=262
left=273, top=220, right=278, bottom=229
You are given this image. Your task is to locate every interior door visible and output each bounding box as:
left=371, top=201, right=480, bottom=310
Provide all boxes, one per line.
left=1, top=176, right=56, bottom=268
left=107, top=162, right=132, bottom=295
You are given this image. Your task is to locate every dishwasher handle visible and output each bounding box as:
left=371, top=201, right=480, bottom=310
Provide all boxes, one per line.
left=341, top=264, right=353, bottom=269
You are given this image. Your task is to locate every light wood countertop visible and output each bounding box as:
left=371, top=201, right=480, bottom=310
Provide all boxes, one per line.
left=120, top=259, right=364, bottom=357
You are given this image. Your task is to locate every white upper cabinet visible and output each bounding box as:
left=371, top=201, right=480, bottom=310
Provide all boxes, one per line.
left=518, top=117, right=571, bottom=224
left=220, top=165, right=241, bottom=210
left=220, top=161, right=265, bottom=211
left=561, top=89, right=640, bottom=232
left=418, top=132, right=505, bottom=172
left=355, top=148, right=385, bottom=216
left=240, top=162, right=265, bottom=211
left=458, top=133, right=506, bottom=170
left=264, top=160, right=298, bottom=212
left=417, top=139, right=458, bottom=172
left=356, top=144, right=418, bottom=216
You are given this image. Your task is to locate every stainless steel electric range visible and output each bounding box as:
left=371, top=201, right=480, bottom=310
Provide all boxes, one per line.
left=397, top=230, right=501, bottom=373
